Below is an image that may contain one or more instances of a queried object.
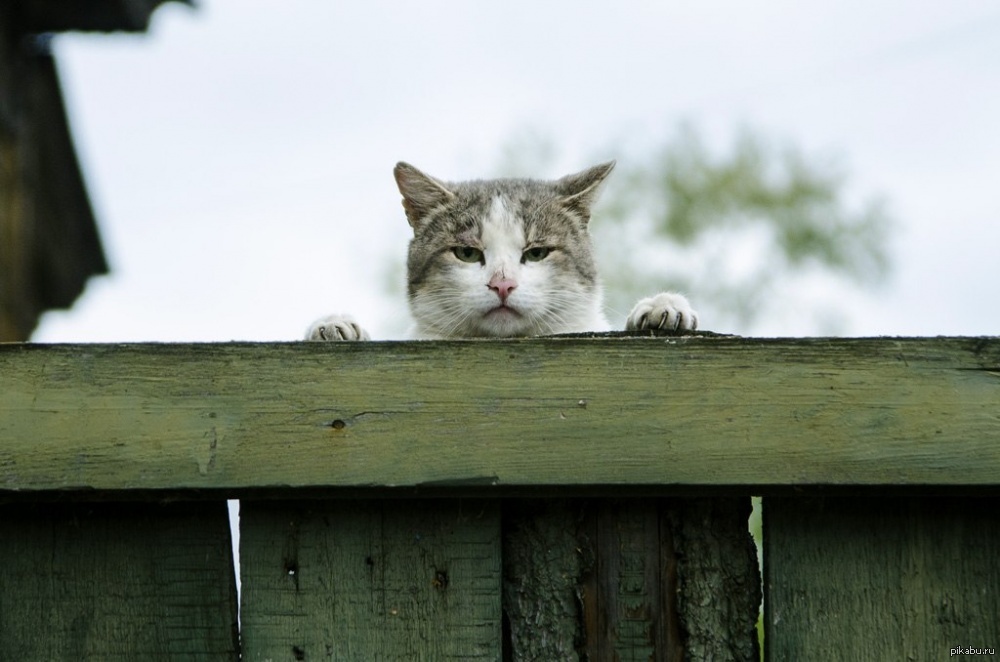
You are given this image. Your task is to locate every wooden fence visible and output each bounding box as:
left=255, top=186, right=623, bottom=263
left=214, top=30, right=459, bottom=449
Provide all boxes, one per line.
left=1, top=336, right=998, bottom=660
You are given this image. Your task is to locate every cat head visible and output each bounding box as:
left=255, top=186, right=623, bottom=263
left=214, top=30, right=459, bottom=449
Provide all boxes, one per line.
left=395, top=161, right=614, bottom=338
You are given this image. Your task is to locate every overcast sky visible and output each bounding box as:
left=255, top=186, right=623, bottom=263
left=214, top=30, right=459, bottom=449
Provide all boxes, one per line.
left=34, top=1, right=1000, bottom=341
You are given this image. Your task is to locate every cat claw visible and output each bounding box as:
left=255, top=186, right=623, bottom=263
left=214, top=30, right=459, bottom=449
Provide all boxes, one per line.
left=625, top=292, right=699, bottom=332
left=305, top=315, right=371, bottom=341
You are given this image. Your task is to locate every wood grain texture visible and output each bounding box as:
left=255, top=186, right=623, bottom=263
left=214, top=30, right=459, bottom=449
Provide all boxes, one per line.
left=503, top=500, right=588, bottom=661
left=584, top=500, right=683, bottom=662
left=672, top=498, right=761, bottom=662
left=239, top=499, right=501, bottom=661
left=0, top=501, right=239, bottom=660
left=765, top=497, right=1000, bottom=661
left=502, top=498, right=758, bottom=662
left=1, top=336, right=998, bottom=493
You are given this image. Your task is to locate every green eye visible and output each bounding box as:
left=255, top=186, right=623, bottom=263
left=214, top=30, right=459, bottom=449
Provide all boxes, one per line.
left=452, top=246, right=484, bottom=263
left=522, top=247, right=551, bottom=262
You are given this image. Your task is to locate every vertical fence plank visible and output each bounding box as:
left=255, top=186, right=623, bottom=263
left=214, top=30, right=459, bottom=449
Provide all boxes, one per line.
left=766, top=497, right=1000, bottom=661
left=0, top=501, right=239, bottom=661
left=240, top=499, right=501, bottom=661
left=504, top=498, right=759, bottom=662
left=585, top=500, right=684, bottom=662
left=502, top=500, right=588, bottom=661
left=672, top=498, right=761, bottom=662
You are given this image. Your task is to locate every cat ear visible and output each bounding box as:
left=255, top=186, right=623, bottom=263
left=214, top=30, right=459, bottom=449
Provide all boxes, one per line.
left=555, top=161, right=616, bottom=222
left=394, top=162, right=456, bottom=230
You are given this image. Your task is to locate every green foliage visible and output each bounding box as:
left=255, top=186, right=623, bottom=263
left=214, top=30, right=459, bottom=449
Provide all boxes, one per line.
left=593, top=124, right=893, bottom=332
left=614, top=125, right=889, bottom=277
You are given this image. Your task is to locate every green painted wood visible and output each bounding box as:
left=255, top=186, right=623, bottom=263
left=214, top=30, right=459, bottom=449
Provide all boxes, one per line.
left=765, top=497, right=1000, bottom=661
left=1, top=336, right=998, bottom=492
left=0, top=500, right=239, bottom=660
left=239, top=499, right=501, bottom=660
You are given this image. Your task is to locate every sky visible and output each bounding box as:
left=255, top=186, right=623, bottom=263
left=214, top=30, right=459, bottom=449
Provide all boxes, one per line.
left=33, top=0, right=1000, bottom=341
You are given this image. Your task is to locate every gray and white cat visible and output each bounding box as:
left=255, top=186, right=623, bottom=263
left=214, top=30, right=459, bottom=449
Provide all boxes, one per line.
left=306, top=161, right=697, bottom=341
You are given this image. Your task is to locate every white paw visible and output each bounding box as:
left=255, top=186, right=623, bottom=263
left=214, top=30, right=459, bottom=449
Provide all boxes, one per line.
left=625, top=292, right=699, bottom=332
left=305, top=314, right=371, bottom=341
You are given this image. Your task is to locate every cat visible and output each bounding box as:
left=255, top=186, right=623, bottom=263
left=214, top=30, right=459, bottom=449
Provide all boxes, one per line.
left=306, top=161, right=698, bottom=341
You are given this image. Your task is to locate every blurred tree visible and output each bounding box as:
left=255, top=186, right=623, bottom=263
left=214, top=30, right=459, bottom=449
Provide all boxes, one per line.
left=496, top=124, right=894, bottom=335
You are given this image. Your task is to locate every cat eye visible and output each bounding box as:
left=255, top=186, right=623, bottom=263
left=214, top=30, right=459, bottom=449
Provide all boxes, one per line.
left=522, top=247, right=551, bottom=263
left=452, top=246, right=484, bottom=263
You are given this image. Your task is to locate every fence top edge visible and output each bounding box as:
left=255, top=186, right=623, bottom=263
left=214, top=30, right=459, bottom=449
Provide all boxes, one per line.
left=5, top=332, right=1000, bottom=349
left=5, top=484, right=1000, bottom=504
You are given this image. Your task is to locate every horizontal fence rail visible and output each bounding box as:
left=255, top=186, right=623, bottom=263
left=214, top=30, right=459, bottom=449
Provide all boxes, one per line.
left=1, top=336, right=998, bottom=661
left=2, top=336, right=999, bottom=494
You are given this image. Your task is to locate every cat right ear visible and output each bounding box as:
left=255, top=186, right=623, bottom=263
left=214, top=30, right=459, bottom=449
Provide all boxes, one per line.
left=555, top=161, right=616, bottom=223
left=394, top=162, right=455, bottom=230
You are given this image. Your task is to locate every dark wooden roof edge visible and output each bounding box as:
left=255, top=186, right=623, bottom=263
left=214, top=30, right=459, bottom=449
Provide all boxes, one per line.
left=1, top=0, right=191, bottom=339
left=32, top=51, right=110, bottom=308
left=15, top=0, right=193, bottom=35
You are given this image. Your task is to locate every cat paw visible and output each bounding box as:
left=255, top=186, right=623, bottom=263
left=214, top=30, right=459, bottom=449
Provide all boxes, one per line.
left=305, top=314, right=371, bottom=341
left=625, top=292, right=699, bottom=332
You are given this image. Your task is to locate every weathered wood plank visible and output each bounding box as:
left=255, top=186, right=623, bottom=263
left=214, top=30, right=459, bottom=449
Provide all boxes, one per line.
left=0, top=501, right=239, bottom=660
left=239, top=499, right=501, bottom=660
left=765, top=497, right=1000, bottom=661
left=1, top=337, right=998, bottom=492
left=502, top=500, right=588, bottom=661
left=503, top=498, right=759, bottom=662
left=584, top=500, right=683, bottom=662
left=672, top=498, right=761, bottom=661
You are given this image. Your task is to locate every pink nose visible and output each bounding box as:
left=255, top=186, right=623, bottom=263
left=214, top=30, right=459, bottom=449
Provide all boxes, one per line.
left=488, top=276, right=517, bottom=303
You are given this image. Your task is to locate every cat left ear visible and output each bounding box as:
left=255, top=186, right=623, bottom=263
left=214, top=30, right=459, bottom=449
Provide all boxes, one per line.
left=555, top=161, right=616, bottom=222
left=394, top=162, right=456, bottom=230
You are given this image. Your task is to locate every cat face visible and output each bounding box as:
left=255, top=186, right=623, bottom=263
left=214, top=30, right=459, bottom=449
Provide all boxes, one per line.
left=396, top=162, right=614, bottom=338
